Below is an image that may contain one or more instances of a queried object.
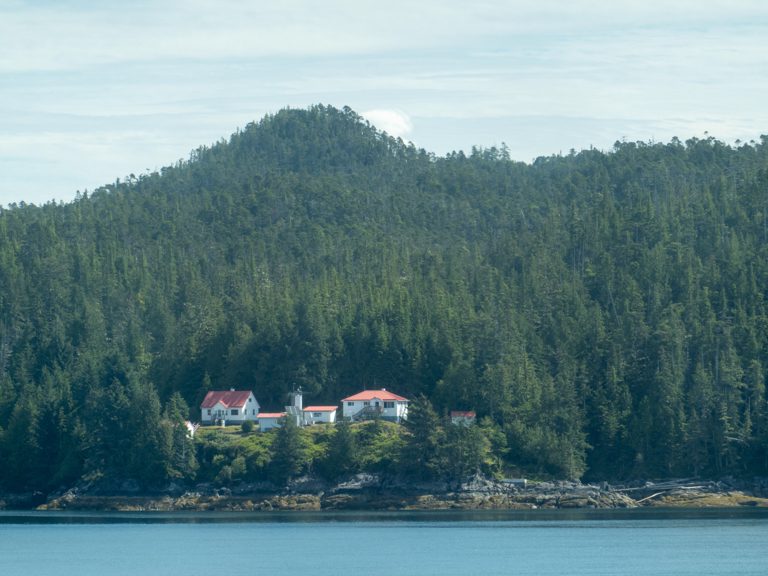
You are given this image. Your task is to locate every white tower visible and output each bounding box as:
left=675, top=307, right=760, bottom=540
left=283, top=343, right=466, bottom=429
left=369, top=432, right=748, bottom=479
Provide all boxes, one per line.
left=286, top=387, right=304, bottom=426
left=288, top=387, right=303, bottom=411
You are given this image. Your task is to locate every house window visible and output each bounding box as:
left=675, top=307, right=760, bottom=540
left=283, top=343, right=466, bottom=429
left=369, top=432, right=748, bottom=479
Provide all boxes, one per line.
left=384, top=401, right=394, bottom=408
left=363, top=401, right=370, bottom=406
left=207, top=409, right=211, bottom=415
left=253, top=409, right=256, bottom=415
left=249, top=398, right=252, bottom=402
left=231, top=409, right=239, bottom=416
left=347, top=402, right=354, bottom=406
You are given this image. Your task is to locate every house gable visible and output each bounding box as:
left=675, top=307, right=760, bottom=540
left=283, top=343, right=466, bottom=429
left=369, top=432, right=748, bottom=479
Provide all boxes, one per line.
left=201, top=390, right=259, bottom=424
left=341, top=389, right=408, bottom=422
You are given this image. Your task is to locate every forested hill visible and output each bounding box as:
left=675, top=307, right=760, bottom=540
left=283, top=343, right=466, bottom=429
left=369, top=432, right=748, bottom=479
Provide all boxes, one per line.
left=2, top=104, right=768, bottom=490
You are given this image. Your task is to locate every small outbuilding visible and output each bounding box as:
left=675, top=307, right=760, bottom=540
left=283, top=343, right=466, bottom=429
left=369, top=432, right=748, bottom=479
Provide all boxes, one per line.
left=450, top=410, right=477, bottom=426
left=303, top=405, right=338, bottom=425
left=258, top=412, right=287, bottom=431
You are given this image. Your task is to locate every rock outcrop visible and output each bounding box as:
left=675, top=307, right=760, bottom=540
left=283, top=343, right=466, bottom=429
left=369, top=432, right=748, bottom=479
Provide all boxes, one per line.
left=22, top=475, right=768, bottom=512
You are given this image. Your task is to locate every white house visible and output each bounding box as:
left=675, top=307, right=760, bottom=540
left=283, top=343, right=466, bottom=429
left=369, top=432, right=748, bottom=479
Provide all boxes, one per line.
left=200, top=390, right=259, bottom=425
left=341, top=389, right=409, bottom=423
left=258, top=412, right=287, bottom=431
left=303, top=405, right=338, bottom=425
left=450, top=410, right=477, bottom=426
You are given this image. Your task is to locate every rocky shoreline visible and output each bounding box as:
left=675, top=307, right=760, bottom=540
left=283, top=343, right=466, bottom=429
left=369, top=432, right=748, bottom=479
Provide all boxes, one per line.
left=3, top=475, right=768, bottom=512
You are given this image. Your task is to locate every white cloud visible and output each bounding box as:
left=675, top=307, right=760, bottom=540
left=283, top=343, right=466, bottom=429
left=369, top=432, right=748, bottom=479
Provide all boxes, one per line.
left=4, top=1, right=765, bottom=73
left=361, top=109, right=413, bottom=138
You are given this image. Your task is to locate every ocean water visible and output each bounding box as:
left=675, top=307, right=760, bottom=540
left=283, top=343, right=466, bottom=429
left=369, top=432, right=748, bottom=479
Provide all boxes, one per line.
left=1, top=509, right=766, bottom=575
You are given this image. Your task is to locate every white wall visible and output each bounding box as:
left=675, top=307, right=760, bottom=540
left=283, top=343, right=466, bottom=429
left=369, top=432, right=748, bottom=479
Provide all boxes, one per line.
left=451, top=415, right=476, bottom=426
left=201, top=402, right=227, bottom=423
left=259, top=417, right=283, bottom=431
left=342, top=400, right=364, bottom=419
left=303, top=410, right=337, bottom=425
left=342, top=398, right=408, bottom=422
left=242, top=394, right=260, bottom=420
left=201, top=393, right=260, bottom=424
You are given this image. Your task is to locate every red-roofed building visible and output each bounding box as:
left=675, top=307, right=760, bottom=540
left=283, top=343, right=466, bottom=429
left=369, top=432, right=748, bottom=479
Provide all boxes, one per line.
left=257, top=412, right=287, bottom=431
left=341, top=389, right=409, bottom=422
left=450, top=410, right=477, bottom=426
left=303, top=405, right=338, bottom=425
left=200, top=390, right=259, bottom=426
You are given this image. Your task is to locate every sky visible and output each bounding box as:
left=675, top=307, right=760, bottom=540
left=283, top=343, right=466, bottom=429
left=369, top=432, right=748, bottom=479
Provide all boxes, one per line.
left=1, top=0, right=767, bottom=206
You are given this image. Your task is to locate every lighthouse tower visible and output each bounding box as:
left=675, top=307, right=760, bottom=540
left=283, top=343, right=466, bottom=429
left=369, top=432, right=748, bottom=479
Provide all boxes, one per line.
left=286, top=387, right=304, bottom=426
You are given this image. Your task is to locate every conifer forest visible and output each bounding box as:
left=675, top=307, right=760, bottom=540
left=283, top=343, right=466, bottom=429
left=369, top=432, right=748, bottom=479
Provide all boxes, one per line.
left=2, top=106, right=768, bottom=491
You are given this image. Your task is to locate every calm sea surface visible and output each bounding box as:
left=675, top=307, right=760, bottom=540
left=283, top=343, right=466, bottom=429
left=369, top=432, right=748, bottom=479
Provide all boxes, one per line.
left=1, top=509, right=767, bottom=575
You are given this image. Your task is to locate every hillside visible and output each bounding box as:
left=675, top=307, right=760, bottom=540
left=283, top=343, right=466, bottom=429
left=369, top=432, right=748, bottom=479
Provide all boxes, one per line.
left=1, top=105, right=768, bottom=492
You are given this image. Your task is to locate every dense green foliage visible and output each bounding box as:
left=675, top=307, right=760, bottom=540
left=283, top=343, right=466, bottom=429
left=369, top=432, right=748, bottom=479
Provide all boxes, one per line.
left=1, top=105, right=768, bottom=490
left=194, top=408, right=498, bottom=488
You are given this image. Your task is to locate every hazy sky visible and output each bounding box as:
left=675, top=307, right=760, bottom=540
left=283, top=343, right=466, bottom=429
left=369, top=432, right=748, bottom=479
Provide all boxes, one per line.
left=2, top=0, right=767, bottom=206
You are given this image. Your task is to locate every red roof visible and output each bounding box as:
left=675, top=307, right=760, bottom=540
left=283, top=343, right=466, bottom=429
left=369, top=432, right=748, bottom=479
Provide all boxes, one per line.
left=341, top=389, right=408, bottom=402
left=303, top=405, right=338, bottom=412
left=201, top=390, right=253, bottom=409
left=451, top=411, right=477, bottom=418
left=257, top=412, right=287, bottom=419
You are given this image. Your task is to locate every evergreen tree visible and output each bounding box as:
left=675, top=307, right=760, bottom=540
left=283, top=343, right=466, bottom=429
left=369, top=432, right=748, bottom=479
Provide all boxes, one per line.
left=443, top=423, right=490, bottom=482
left=402, top=395, right=445, bottom=480
left=268, top=418, right=307, bottom=485
left=164, top=392, right=198, bottom=481
left=320, top=420, right=359, bottom=479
